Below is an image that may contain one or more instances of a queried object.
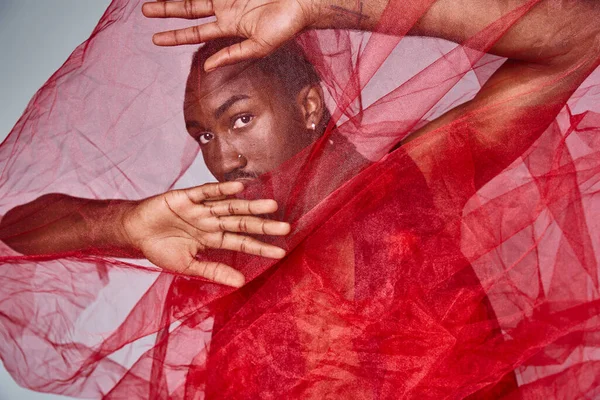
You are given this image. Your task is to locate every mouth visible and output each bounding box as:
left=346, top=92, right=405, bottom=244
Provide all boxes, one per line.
left=234, top=177, right=257, bottom=183
left=223, top=170, right=260, bottom=182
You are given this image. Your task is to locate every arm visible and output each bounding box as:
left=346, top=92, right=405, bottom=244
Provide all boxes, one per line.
left=399, top=48, right=599, bottom=193
left=0, top=182, right=290, bottom=287
left=325, top=0, right=599, bottom=200
left=142, top=0, right=600, bottom=71
left=0, top=193, right=136, bottom=256
left=143, top=0, right=600, bottom=196
left=319, top=0, right=598, bottom=64
left=351, top=0, right=600, bottom=192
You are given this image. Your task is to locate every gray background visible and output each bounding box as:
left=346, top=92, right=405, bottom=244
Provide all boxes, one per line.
left=0, top=2, right=111, bottom=398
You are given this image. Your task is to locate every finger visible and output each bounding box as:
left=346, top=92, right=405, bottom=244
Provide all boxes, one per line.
left=212, top=232, right=286, bottom=259
left=204, top=39, right=271, bottom=71
left=152, top=22, right=224, bottom=46
left=142, top=0, right=214, bottom=19
left=186, top=181, right=244, bottom=203
left=216, top=216, right=290, bottom=235
left=206, top=199, right=278, bottom=216
left=184, top=258, right=245, bottom=287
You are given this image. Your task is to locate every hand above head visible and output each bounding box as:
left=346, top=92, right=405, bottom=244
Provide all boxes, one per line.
left=121, top=181, right=290, bottom=288
left=142, top=0, right=318, bottom=71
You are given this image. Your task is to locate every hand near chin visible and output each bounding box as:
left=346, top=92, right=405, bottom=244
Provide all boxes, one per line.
left=141, top=0, right=317, bottom=70
left=121, top=181, right=290, bottom=287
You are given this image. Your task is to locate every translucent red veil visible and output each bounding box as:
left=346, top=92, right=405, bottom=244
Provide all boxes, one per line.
left=1, top=0, right=600, bottom=398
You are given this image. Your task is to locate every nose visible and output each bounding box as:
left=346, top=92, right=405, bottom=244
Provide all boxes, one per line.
left=210, top=137, right=247, bottom=180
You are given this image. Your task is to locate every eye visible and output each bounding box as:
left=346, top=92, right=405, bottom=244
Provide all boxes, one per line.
left=198, top=132, right=214, bottom=145
left=232, top=114, right=253, bottom=129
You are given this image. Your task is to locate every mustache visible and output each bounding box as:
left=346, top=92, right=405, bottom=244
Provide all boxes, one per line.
left=223, top=169, right=260, bottom=182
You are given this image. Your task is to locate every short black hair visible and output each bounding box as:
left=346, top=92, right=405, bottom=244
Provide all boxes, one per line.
left=190, top=38, right=322, bottom=100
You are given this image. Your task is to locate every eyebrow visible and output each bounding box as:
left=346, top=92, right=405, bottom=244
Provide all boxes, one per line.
left=185, top=121, right=202, bottom=131
left=215, top=95, right=250, bottom=119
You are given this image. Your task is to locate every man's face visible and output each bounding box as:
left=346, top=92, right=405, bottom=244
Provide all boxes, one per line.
left=184, top=61, right=316, bottom=182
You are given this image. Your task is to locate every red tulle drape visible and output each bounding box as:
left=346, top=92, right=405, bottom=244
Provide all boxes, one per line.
left=1, top=0, right=600, bottom=398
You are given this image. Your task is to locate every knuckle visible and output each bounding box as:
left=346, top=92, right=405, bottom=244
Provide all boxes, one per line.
left=193, top=25, right=203, bottom=41
left=212, top=263, right=224, bottom=282
left=218, top=218, right=228, bottom=232
left=260, top=220, right=267, bottom=234
left=184, top=0, right=194, bottom=18
left=198, top=262, right=210, bottom=278
left=213, top=183, right=224, bottom=196
left=217, top=232, right=226, bottom=249
left=200, top=186, right=211, bottom=200
left=240, top=236, right=249, bottom=253
left=174, top=28, right=185, bottom=44
left=212, top=264, right=221, bottom=282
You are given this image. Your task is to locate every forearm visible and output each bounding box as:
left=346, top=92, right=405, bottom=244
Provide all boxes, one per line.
left=403, top=51, right=600, bottom=190
left=0, top=194, right=139, bottom=257
left=313, top=0, right=600, bottom=64
left=306, top=0, right=596, bottom=199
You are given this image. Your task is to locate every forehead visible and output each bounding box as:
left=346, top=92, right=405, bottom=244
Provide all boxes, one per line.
left=184, top=61, right=279, bottom=115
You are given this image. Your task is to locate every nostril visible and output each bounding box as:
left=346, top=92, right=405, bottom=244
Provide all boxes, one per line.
left=237, top=154, right=248, bottom=167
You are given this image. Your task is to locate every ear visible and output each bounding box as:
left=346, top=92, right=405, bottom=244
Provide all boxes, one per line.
left=297, top=84, right=325, bottom=132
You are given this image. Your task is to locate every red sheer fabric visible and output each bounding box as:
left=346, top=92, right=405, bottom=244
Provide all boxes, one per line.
left=1, top=0, right=600, bottom=398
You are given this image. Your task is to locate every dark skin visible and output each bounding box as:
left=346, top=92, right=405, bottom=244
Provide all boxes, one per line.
left=0, top=60, right=309, bottom=289
left=148, top=3, right=599, bottom=389
left=143, top=0, right=600, bottom=198
left=0, top=59, right=325, bottom=290
left=184, top=61, right=324, bottom=181
left=0, top=181, right=290, bottom=287
left=1, top=0, right=599, bottom=289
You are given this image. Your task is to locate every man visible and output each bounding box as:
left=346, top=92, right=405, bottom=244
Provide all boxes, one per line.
left=143, top=0, right=600, bottom=397
left=4, top=0, right=598, bottom=286
left=1, top=0, right=599, bottom=397
left=144, top=0, right=600, bottom=196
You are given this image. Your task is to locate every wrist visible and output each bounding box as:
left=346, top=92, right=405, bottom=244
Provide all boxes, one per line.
left=308, top=0, right=384, bottom=31
left=114, top=200, right=141, bottom=251
left=88, top=200, right=141, bottom=254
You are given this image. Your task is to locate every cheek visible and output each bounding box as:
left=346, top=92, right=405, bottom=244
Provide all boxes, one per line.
left=246, top=117, right=291, bottom=167
left=268, top=105, right=309, bottom=152
left=235, top=103, right=308, bottom=173
left=200, top=148, right=220, bottom=178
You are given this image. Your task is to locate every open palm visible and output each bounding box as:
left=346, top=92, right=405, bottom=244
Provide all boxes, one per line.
left=142, top=0, right=315, bottom=70
left=122, top=181, right=289, bottom=287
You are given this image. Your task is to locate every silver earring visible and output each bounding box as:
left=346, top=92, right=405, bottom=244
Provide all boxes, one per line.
left=238, top=154, right=243, bottom=159
left=310, top=123, right=316, bottom=130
